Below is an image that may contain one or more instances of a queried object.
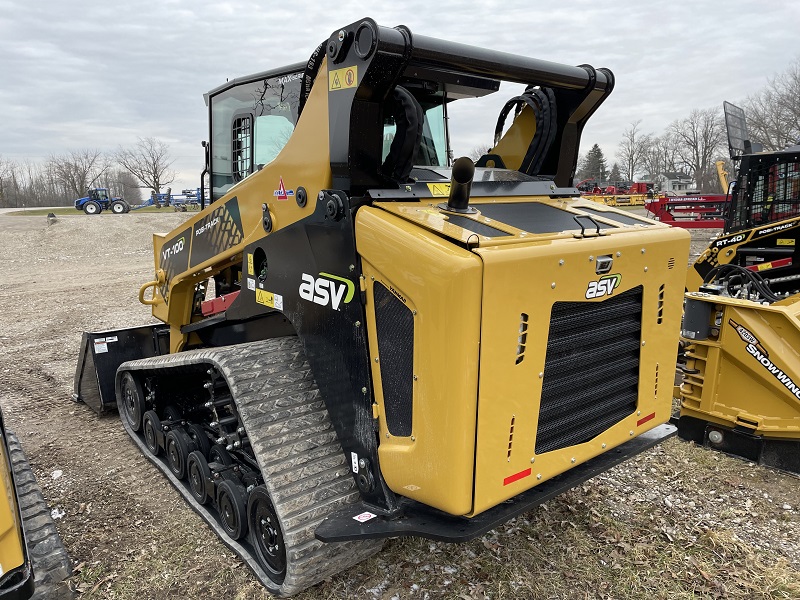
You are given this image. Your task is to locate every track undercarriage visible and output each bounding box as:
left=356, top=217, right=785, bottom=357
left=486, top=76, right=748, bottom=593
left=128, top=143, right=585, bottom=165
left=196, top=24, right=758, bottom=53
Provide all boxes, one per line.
left=115, top=337, right=381, bottom=596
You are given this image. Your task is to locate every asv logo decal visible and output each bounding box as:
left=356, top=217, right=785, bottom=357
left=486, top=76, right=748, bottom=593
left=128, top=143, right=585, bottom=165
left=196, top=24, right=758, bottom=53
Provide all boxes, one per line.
left=585, top=274, right=621, bottom=299
left=299, top=273, right=355, bottom=311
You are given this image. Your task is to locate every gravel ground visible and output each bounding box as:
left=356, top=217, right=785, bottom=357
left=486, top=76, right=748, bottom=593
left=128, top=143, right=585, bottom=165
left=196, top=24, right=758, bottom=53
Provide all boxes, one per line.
left=0, top=210, right=796, bottom=599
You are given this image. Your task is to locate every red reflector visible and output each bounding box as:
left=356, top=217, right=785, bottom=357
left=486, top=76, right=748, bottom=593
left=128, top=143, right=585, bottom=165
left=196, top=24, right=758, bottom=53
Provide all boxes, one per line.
left=637, top=412, right=656, bottom=427
left=503, top=468, right=532, bottom=486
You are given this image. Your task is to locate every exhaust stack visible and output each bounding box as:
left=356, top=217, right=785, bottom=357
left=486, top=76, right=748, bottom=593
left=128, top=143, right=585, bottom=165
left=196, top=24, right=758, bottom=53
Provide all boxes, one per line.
left=441, top=157, right=476, bottom=213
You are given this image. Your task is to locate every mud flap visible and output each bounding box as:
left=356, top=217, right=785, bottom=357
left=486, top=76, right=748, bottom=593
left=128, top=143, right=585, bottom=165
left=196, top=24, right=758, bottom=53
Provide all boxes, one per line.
left=73, top=325, right=169, bottom=414
left=676, top=415, right=800, bottom=475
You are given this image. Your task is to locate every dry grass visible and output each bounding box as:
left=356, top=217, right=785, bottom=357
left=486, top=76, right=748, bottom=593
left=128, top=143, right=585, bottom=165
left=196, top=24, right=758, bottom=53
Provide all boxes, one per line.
left=1, top=213, right=797, bottom=599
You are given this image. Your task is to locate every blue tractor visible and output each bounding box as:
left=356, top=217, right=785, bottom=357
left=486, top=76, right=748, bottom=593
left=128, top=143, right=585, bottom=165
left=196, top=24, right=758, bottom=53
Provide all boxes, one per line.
left=74, top=188, right=130, bottom=215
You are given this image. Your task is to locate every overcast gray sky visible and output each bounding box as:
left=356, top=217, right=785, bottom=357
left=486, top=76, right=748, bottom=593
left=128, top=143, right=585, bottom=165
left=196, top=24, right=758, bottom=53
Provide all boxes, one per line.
left=1, top=0, right=797, bottom=192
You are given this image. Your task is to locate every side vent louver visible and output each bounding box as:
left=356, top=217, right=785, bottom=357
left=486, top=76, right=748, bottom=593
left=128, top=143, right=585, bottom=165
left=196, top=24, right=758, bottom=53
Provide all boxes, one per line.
left=516, top=313, right=529, bottom=364
left=507, top=415, right=515, bottom=460
left=668, top=257, right=675, bottom=270
left=373, top=282, right=414, bottom=437
left=657, top=284, right=665, bottom=325
left=654, top=362, right=660, bottom=398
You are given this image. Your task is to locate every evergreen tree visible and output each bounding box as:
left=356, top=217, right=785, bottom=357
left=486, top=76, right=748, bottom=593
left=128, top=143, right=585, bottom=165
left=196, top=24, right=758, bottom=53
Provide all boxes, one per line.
left=609, top=162, right=622, bottom=182
left=580, top=144, right=608, bottom=181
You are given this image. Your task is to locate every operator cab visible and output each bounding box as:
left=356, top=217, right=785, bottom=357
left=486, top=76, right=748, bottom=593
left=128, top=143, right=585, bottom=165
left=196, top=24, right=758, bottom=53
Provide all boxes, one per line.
left=204, top=61, right=499, bottom=202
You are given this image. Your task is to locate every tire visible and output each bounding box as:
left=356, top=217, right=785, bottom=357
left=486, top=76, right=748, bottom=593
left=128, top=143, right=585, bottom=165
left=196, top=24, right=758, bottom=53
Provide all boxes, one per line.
left=119, top=372, right=144, bottom=432
left=110, top=200, right=126, bottom=214
left=217, top=479, right=248, bottom=540
left=83, top=201, right=101, bottom=215
left=186, top=423, right=211, bottom=457
left=163, top=405, right=183, bottom=423
left=142, top=410, right=162, bottom=456
left=187, top=451, right=211, bottom=505
left=209, top=444, right=233, bottom=466
left=248, top=485, right=286, bottom=583
left=165, top=428, right=191, bottom=480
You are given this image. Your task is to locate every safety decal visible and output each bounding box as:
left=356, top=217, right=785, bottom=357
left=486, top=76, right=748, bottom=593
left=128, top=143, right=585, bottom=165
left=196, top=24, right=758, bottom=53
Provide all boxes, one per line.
left=299, top=272, right=355, bottom=311
left=427, top=183, right=451, bottom=197
left=273, top=177, right=294, bottom=201
left=729, top=319, right=800, bottom=399
left=329, top=66, right=358, bottom=91
left=351, top=452, right=359, bottom=473
left=93, top=336, right=117, bottom=354
left=353, top=511, right=377, bottom=523
left=247, top=278, right=256, bottom=291
left=247, top=253, right=254, bottom=275
left=255, top=289, right=284, bottom=310
left=585, top=274, right=621, bottom=299
left=777, top=238, right=795, bottom=246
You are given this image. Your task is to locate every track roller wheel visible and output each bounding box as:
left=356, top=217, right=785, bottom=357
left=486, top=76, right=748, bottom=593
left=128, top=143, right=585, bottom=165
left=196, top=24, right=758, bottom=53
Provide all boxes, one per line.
left=142, top=410, right=162, bottom=456
left=119, top=372, right=145, bottom=432
left=165, top=428, right=191, bottom=479
left=163, top=404, right=183, bottom=422
left=217, top=480, right=248, bottom=540
left=209, top=444, right=233, bottom=466
left=187, top=450, right=211, bottom=505
left=186, top=423, right=211, bottom=457
left=248, top=485, right=286, bottom=584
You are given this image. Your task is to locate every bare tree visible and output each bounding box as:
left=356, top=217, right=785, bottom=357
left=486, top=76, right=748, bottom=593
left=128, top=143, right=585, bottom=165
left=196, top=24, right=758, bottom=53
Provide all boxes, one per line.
left=669, top=108, right=725, bottom=192
left=0, top=155, right=10, bottom=207
left=49, top=149, right=108, bottom=198
left=616, top=120, right=650, bottom=180
left=97, top=169, right=143, bottom=204
left=744, top=59, right=800, bottom=150
left=467, top=145, right=492, bottom=161
left=640, top=133, right=680, bottom=182
left=115, top=137, right=176, bottom=194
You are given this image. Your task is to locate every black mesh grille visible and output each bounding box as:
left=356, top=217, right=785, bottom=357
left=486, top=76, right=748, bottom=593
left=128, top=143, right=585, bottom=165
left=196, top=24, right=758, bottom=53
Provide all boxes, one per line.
left=374, top=282, right=414, bottom=436
left=535, top=286, right=642, bottom=454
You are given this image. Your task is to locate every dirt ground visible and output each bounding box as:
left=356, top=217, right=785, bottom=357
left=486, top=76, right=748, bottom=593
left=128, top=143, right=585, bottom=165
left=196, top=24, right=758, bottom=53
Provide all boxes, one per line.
left=0, top=211, right=797, bottom=599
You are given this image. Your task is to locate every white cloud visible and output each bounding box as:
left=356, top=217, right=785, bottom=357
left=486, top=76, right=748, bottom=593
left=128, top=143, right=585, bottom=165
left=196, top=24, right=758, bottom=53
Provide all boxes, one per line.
left=1, top=0, right=798, bottom=186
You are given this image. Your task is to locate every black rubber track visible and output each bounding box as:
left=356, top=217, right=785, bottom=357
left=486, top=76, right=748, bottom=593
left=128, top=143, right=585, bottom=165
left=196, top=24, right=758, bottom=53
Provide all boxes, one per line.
left=116, top=337, right=382, bottom=597
left=7, top=431, right=74, bottom=599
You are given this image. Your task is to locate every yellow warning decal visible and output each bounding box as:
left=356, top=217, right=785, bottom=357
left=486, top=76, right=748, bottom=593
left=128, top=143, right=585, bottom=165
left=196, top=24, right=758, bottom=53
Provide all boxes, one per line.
left=757, top=262, right=773, bottom=271
left=255, top=289, right=284, bottom=311
left=777, top=238, right=795, bottom=246
left=329, top=66, right=358, bottom=91
left=247, top=253, right=254, bottom=276
left=427, top=183, right=451, bottom=197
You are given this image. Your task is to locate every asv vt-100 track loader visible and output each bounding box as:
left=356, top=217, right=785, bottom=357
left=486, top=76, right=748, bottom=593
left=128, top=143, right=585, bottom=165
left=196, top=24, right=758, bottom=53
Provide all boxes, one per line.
left=74, top=18, right=689, bottom=595
left=679, top=101, right=800, bottom=472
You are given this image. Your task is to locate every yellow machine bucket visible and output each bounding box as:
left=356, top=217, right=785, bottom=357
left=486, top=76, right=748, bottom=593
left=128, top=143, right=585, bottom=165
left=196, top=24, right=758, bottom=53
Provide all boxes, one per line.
left=678, top=292, right=800, bottom=473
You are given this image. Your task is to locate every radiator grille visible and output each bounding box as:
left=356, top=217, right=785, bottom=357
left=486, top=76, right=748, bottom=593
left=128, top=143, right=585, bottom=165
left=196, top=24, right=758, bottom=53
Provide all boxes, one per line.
left=374, top=282, right=414, bottom=436
left=535, top=286, right=642, bottom=454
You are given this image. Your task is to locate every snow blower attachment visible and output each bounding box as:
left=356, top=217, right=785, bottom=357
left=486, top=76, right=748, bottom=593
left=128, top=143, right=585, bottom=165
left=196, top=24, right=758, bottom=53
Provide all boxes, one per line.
left=678, top=103, right=800, bottom=473
left=74, top=18, right=690, bottom=596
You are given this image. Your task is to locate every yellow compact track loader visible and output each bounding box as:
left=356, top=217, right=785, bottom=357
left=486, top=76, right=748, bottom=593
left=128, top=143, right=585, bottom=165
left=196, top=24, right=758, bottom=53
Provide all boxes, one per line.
left=75, top=19, right=689, bottom=596
left=679, top=101, right=800, bottom=472
left=0, top=408, right=72, bottom=599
